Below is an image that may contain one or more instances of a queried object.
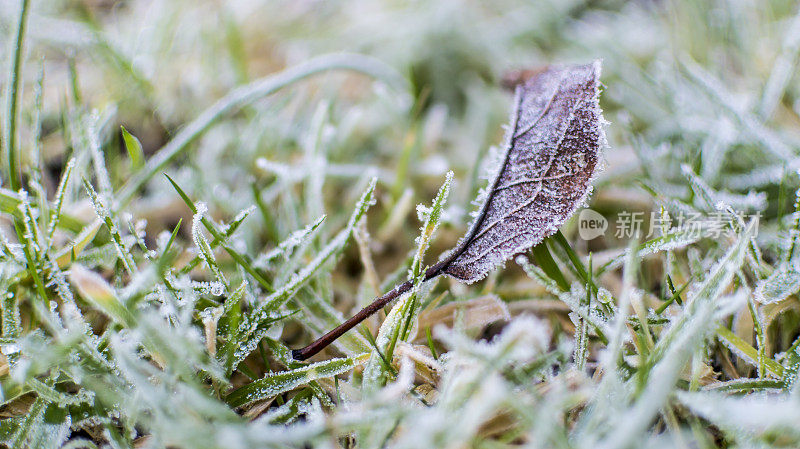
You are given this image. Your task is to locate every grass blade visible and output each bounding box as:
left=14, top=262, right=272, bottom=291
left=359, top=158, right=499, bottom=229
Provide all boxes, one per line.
left=226, top=354, right=368, bottom=407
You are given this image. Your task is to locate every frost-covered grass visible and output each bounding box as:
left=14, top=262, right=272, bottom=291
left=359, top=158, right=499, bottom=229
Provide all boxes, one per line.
left=2, top=0, right=800, bottom=448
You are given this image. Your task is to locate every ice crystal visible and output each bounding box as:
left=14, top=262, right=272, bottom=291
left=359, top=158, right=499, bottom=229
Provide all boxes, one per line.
left=440, top=62, right=606, bottom=282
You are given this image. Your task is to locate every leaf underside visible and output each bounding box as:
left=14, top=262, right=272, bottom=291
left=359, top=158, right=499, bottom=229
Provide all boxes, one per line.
left=441, top=61, right=606, bottom=283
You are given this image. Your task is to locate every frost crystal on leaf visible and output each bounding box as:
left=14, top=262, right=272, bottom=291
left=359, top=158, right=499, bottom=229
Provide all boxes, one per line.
left=441, top=61, right=606, bottom=282
left=754, top=267, right=800, bottom=305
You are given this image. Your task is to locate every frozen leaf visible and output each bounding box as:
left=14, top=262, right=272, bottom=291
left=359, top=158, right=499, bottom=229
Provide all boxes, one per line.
left=293, top=62, right=607, bottom=360
left=440, top=61, right=605, bottom=282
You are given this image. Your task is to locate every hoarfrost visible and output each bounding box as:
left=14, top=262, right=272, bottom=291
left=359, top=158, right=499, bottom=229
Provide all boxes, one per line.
left=439, top=62, right=606, bottom=283
left=754, top=267, right=800, bottom=304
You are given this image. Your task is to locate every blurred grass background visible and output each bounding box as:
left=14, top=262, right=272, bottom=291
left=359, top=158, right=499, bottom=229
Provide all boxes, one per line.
left=2, top=0, right=800, bottom=448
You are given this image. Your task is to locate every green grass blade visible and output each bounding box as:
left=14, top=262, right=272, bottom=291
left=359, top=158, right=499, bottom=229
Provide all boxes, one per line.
left=530, top=242, right=570, bottom=292
left=120, top=126, right=145, bottom=170
left=3, top=0, right=30, bottom=192
left=226, top=353, right=368, bottom=407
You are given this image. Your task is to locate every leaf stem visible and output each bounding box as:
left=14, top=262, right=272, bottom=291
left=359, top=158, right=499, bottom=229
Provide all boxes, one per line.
left=291, top=260, right=447, bottom=360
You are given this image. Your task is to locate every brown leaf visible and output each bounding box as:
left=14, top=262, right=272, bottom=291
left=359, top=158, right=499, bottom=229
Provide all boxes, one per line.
left=440, top=61, right=606, bottom=283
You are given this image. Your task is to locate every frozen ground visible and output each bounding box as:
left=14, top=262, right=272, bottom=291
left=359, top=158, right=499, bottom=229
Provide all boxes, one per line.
left=2, top=0, right=800, bottom=448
